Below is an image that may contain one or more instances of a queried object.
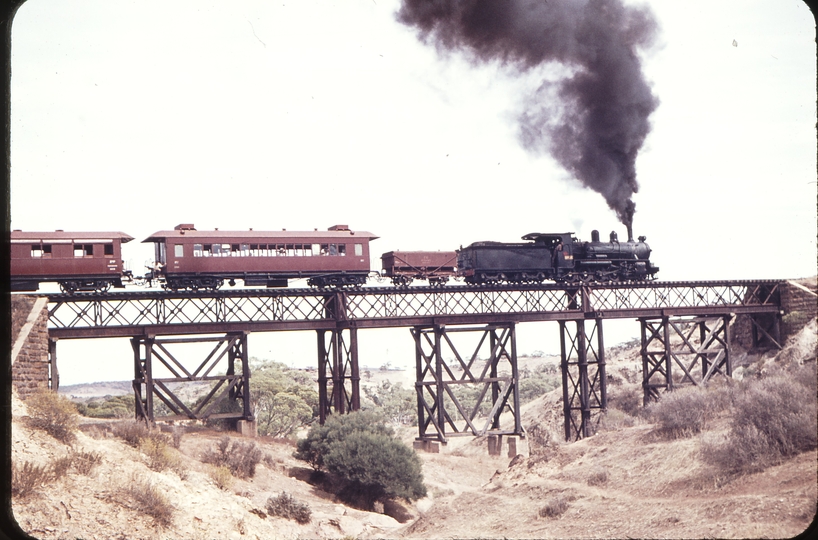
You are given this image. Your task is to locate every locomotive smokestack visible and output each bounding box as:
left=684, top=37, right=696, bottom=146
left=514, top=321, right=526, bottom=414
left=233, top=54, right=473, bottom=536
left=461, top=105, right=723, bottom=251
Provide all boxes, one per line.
left=397, top=0, right=659, bottom=228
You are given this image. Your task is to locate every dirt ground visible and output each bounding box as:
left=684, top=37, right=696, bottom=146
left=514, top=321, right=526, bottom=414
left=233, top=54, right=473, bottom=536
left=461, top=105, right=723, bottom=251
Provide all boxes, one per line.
left=10, top=316, right=818, bottom=539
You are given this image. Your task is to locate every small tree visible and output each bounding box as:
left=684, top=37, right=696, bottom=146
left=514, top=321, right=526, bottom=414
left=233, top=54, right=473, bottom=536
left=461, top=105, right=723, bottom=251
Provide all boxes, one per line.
left=295, top=411, right=427, bottom=505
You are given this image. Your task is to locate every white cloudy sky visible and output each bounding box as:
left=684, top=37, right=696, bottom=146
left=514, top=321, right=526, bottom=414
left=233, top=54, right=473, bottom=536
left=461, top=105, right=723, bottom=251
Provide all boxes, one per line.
left=10, top=0, right=816, bottom=384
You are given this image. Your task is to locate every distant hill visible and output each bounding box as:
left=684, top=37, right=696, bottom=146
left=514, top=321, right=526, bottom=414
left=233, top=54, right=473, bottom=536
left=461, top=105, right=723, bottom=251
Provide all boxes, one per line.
left=59, top=380, right=132, bottom=400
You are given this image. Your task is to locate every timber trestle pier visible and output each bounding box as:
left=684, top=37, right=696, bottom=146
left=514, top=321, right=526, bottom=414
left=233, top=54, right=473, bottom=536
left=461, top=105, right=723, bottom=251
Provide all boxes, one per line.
left=41, top=280, right=784, bottom=443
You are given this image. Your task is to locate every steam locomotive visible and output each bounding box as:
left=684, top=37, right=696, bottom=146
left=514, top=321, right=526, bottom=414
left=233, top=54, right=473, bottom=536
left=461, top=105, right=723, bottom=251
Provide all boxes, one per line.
left=10, top=224, right=658, bottom=293
left=457, top=230, right=659, bottom=284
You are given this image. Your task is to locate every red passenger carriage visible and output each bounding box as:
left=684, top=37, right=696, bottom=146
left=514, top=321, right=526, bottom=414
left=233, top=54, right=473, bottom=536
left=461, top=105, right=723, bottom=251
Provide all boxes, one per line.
left=10, top=230, right=135, bottom=293
left=143, top=224, right=378, bottom=290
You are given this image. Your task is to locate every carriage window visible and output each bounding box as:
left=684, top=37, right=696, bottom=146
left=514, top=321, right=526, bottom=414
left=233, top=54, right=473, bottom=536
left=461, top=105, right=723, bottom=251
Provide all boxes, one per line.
left=31, top=245, right=43, bottom=258
left=354, top=243, right=363, bottom=256
left=241, top=244, right=250, bottom=256
left=194, top=244, right=203, bottom=257
left=174, top=244, right=184, bottom=258
left=74, top=244, right=93, bottom=257
left=231, top=244, right=240, bottom=256
left=338, top=244, right=346, bottom=256
left=312, top=244, right=320, bottom=256
left=211, top=244, right=221, bottom=256
left=202, top=244, right=212, bottom=257
left=104, top=244, right=114, bottom=256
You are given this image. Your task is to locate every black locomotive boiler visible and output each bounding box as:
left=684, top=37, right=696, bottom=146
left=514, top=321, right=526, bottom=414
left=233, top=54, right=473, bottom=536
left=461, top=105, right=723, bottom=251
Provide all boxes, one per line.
left=457, top=229, right=659, bottom=284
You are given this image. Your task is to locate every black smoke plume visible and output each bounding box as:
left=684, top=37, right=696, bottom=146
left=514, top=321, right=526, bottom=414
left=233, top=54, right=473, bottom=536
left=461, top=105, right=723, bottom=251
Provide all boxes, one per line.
left=398, top=0, right=659, bottom=234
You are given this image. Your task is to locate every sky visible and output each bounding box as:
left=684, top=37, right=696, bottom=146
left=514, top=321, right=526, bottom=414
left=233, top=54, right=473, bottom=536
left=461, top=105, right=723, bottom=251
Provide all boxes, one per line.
left=9, top=0, right=817, bottom=385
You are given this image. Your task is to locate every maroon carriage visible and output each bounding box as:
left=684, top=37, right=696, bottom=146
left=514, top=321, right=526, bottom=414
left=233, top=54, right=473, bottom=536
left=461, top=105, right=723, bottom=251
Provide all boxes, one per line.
left=380, top=250, right=458, bottom=286
left=10, top=230, right=135, bottom=293
left=143, top=224, right=378, bottom=290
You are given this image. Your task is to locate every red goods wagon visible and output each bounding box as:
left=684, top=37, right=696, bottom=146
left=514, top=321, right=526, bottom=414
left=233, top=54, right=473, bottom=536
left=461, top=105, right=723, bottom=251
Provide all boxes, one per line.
left=143, top=224, right=378, bottom=290
left=380, top=250, right=457, bottom=286
left=10, top=230, right=135, bottom=293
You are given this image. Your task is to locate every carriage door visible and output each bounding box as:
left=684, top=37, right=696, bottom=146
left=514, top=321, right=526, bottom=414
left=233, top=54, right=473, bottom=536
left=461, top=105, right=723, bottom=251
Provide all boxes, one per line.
left=155, top=241, right=167, bottom=265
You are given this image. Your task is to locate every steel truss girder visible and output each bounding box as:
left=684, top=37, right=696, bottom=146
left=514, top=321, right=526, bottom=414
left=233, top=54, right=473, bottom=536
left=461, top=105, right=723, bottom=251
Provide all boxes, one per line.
left=411, top=323, right=522, bottom=444
left=131, top=332, right=253, bottom=424
left=45, top=280, right=782, bottom=338
left=317, top=328, right=360, bottom=423
left=639, top=315, right=733, bottom=405
left=559, top=319, right=607, bottom=441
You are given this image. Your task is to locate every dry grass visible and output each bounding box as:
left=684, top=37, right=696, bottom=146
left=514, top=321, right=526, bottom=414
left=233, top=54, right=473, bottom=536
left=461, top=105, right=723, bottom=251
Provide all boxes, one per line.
left=646, top=383, right=732, bottom=439
left=11, top=461, right=53, bottom=500
left=586, top=467, right=610, bottom=486
left=209, top=465, right=234, bottom=491
left=24, top=389, right=79, bottom=444
left=140, top=437, right=187, bottom=478
left=538, top=496, right=569, bottom=518
left=124, top=476, right=175, bottom=528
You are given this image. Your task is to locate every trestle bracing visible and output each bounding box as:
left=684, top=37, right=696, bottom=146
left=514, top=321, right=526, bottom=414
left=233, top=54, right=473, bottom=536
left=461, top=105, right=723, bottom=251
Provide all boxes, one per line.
left=749, top=313, right=783, bottom=349
left=47, top=338, right=59, bottom=391
left=316, top=328, right=360, bottom=424
left=559, top=319, right=607, bottom=441
left=411, top=323, right=523, bottom=444
left=130, top=333, right=253, bottom=424
left=639, top=315, right=733, bottom=405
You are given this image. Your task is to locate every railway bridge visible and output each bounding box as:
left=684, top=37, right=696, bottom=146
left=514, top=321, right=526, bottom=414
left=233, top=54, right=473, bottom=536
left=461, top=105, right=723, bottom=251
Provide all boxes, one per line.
left=40, top=280, right=784, bottom=442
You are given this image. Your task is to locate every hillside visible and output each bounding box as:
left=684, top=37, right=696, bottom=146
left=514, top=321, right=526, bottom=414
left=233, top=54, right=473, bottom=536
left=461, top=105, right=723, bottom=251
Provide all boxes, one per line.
left=10, top=318, right=817, bottom=539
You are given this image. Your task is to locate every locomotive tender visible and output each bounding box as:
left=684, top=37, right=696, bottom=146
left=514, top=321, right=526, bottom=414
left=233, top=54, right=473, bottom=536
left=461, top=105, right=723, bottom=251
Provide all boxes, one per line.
left=457, top=229, right=659, bottom=284
left=10, top=224, right=659, bottom=293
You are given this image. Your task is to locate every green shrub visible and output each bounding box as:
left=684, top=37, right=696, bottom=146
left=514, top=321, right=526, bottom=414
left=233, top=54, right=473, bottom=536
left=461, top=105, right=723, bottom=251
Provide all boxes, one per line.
left=24, top=389, right=79, bottom=444
left=364, top=379, right=417, bottom=426
left=76, top=395, right=134, bottom=418
left=201, top=436, right=262, bottom=479
left=266, top=492, right=312, bottom=524
left=295, top=411, right=426, bottom=506
left=295, top=410, right=394, bottom=471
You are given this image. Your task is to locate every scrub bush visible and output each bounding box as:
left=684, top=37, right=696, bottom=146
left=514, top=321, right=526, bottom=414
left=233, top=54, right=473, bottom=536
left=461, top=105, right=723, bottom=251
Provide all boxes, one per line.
left=295, top=411, right=426, bottom=507
left=202, top=436, right=262, bottom=479
left=266, top=492, right=312, bottom=524
left=24, top=389, right=79, bottom=444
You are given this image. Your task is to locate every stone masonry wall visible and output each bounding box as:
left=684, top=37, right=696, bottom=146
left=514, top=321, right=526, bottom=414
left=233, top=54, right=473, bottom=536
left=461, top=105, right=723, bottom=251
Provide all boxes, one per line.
left=11, top=295, right=51, bottom=398
left=779, top=278, right=817, bottom=340
left=733, top=278, right=817, bottom=350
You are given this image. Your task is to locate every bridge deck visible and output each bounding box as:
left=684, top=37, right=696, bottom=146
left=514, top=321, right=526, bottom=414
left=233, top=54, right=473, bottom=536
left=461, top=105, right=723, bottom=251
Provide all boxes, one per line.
left=41, top=280, right=782, bottom=338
